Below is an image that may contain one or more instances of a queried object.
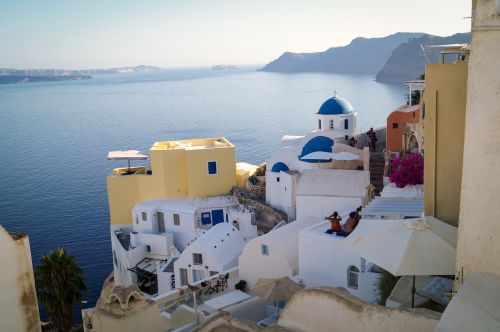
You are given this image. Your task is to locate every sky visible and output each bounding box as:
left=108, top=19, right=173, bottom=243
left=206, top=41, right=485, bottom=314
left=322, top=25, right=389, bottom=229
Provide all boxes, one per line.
left=0, top=0, right=472, bottom=69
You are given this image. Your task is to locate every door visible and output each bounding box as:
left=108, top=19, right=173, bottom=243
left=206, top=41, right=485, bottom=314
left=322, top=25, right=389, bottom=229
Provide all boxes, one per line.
left=211, top=209, right=224, bottom=225
left=157, top=212, right=165, bottom=233
left=201, top=212, right=211, bottom=225
left=179, top=268, right=188, bottom=286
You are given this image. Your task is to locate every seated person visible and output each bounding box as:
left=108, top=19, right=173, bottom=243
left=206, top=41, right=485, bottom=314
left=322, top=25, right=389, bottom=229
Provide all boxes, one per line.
left=325, top=211, right=342, bottom=234
left=337, top=212, right=357, bottom=237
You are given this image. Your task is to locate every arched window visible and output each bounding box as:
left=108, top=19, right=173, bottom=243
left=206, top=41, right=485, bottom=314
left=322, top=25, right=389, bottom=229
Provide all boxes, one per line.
left=329, top=120, right=334, bottom=129
left=344, top=119, right=349, bottom=130
left=347, top=265, right=359, bottom=289
left=318, top=119, right=322, bottom=130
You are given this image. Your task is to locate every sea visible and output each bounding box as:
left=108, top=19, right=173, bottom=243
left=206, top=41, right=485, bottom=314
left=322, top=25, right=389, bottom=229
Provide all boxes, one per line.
left=0, top=66, right=405, bottom=320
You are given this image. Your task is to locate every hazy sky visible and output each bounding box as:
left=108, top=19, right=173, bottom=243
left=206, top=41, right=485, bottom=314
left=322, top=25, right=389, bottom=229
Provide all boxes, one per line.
left=0, top=0, right=471, bottom=69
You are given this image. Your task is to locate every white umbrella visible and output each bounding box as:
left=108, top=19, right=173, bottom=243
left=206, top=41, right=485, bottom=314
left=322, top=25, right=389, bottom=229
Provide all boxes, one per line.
left=332, top=151, right=360, bottom=161
left=300, top=151, right=333, bottom=162
left=108, top=150, right=148, bottom=172
left=436, top=272, right=500, bottom=331
left=341, top=216, right=457, bottom=307
left=251, top=276, right=304, bottom=302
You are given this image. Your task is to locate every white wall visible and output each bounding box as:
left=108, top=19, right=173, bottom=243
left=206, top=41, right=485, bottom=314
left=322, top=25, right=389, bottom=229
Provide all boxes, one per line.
left=239, top=237, right=293, bottom=288
left=0, top=228, right=41, bottom=332
left=227, top=208, right=257, bottom=241
left=296, top=196, right=362, bottom=220
left=299, top=221, right=380, bottom=303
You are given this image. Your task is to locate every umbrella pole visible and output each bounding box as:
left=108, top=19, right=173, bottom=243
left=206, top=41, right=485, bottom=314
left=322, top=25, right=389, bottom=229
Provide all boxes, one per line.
left=128, top=159, right=131, bottom=173
left=411, top=275, right=416, bottom=308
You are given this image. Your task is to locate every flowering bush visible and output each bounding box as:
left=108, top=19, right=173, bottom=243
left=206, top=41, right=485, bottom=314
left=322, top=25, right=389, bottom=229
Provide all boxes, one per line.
left=389, top=152, right=424, bottom=188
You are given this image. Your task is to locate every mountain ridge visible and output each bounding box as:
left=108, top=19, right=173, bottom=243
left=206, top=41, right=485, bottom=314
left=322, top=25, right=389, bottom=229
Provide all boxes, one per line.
left=259, top=32, right=425, bottom=74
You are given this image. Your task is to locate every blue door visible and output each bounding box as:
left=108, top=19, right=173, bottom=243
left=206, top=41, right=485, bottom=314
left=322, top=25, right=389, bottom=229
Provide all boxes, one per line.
left=211, top=209, right=224, bottom=225
left=201, top=212, right=211, bottom=225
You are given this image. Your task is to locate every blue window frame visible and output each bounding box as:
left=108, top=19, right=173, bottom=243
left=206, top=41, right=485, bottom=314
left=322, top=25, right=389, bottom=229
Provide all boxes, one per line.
left=261, top=244, right=269, bottom=256
left=208, top=161, right=217, bottom=175
left=201, top=212, right=211, bottom=225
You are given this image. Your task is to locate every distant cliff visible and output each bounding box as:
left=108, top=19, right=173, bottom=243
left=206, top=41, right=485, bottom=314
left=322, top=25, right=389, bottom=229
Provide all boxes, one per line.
left=260, top=33, right=424, bottom=74
left=0, top=65, right=162, bottom=84
left=0, top=74, right=91, bottom=84
left=375, top=33, right=470, bottom=83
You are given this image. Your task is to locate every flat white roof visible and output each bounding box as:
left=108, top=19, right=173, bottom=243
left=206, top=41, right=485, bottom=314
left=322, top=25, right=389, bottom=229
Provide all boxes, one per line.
left=133, top=196, right=238, bottom=214
left=204, top=290, right=252, bottom=310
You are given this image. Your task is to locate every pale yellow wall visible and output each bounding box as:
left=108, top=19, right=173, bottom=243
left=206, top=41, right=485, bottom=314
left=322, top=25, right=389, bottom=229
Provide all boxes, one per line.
left=456, top=0, right=500, bottom=281
left=107, top=138, right=237, bottom=225
left=423, top=61, right=468, bottom=227
left=0, top=227, right=41, bottom=332
left=278, top=287, right=440, bottom=332
left=186, top=146, right=236, bottom=198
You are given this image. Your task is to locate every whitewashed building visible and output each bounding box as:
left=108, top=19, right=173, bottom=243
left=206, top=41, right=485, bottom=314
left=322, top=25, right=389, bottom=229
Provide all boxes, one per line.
left=110, top=195, right=257, bottom=296
left=266, top=95, right=369, bottom=220
left=174, top=222, right=246, bottom=288
left=299, top=219, right=382, bottom=303
left=239, top=217, right=321, bottom=288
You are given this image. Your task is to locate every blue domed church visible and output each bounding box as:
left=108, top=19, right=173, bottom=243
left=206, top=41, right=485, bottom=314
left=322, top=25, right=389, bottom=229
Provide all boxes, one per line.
left=265, top=94, right=368, bottom=221
left=316, top=95, right=357, bottom=139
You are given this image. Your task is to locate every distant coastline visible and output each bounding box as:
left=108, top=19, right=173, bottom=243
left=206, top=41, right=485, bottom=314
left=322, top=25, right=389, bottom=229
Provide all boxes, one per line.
left=0, top=65, right=162, bottom=84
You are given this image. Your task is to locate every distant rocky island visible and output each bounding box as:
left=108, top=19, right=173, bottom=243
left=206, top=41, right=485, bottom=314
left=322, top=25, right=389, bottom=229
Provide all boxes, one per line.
left=260, top=32, right=470, bottom=83
left=0, top=65, right=162, bottom=84
left=212, top=64, right=239, bottom=70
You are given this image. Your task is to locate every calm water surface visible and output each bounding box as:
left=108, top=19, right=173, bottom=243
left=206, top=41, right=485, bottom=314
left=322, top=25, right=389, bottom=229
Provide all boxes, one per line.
left=0, top=67, right=405, bottom=319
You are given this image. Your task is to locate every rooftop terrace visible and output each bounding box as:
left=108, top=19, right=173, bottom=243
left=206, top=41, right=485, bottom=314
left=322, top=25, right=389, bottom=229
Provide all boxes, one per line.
left=151, top=137, right=233, bottom=151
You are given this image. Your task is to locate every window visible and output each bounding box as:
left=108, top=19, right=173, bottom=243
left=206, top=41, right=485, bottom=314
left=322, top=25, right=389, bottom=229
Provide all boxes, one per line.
left=329, top=119, right=334, bottom=129
left=276, top=177, right=280, bottom=182
left=318, top=119, right=322, bottom=129
left=135, top=215, right=139, bottom=224
left=208, top=161, right=218, bottom=175
left=344, top=119, right=349, bottom=130
left=261, top=244, right=269, bottom=256
left=347, top=266, right=359, bottom=289
left=392, top=122, right=399, bottom=129
left=193, top=253, right=203, bottom=265
left=141, top=212, right=147, bottom=221
left=173, top=213, right=180, bottom=226
left=146, top=245, right=151, bottom=252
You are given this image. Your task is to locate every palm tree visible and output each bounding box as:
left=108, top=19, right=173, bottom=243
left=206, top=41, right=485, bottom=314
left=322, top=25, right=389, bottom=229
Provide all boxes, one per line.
left=35, top=248, right=87, bottom=332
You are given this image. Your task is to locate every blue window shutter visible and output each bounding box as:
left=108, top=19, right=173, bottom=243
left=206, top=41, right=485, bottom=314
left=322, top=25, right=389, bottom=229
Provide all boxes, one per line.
left=208, top=161, right=217, bottom=175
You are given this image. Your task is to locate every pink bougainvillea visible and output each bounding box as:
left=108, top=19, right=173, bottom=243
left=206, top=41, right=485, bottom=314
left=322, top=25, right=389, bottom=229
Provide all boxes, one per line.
left=389, top=152, right=424, bottom=188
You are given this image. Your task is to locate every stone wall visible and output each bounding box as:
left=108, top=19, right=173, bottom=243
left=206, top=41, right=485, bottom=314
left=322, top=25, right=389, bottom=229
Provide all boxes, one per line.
left=278, top=287, right=441, bottom=332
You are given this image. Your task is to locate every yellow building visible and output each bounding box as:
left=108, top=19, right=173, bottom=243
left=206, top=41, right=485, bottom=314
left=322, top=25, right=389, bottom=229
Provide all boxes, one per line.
left=423, top=49, right=469, bottom=227
left=108, top=137, right=237, bottom=225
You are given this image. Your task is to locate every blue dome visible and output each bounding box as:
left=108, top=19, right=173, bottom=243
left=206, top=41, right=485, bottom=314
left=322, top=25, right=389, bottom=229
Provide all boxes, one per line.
left=317, top=97, right=354, bottom=115
left=271, top=162, right=289, bottom=173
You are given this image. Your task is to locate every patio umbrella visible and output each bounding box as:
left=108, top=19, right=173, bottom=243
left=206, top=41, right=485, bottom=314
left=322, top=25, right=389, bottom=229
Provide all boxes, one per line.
left=340, top=216, right=457, bottom=307
left=107, top=150, right=148, bottom=172
left=332, top=151, right=360, bottom=161
left=251, top=276, right=304, bottom=302
left=300, top=151, right=333, bottom=163
left=436, top=272, right=500, bottom=331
